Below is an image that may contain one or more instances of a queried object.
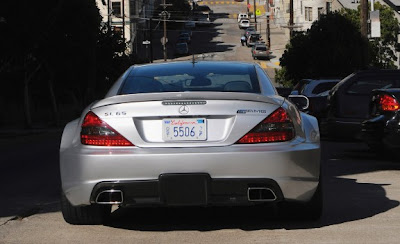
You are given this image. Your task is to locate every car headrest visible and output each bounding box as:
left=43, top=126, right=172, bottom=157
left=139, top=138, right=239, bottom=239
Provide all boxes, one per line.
left=224, top=81, right=252, bottom=92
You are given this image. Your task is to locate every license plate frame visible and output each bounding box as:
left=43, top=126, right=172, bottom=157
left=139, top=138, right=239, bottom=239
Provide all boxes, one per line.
left=162, top=118, right=207, bottom=141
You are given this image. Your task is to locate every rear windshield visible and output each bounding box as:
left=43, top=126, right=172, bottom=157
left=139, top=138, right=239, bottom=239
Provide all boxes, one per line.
left=256, top=46, right=267, bottom=51
left=119, top=63, right=261, bottom=94
left=311, top=82, right=338, bottom=94
left=346, top=78, right=400, bottom=95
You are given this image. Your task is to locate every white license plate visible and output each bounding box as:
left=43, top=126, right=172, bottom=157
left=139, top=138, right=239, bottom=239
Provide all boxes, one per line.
left=163, top=118, right=207, bottom=141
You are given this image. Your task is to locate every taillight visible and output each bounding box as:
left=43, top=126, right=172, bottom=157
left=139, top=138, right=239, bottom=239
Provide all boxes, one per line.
left=81, top=111, right=133, bottom=146
left=379, top=94, right=400, bottom=111
left=236, top=107, right=295, bottom=144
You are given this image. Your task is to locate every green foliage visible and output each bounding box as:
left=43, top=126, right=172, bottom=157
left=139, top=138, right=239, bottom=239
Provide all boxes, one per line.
left=0, top=0, right=136, bottom=127
left=279, top=12, right=369, bottom=86
left=340, top=3, right=399, bottom=68
left=279, top=6, right=400, bottom=87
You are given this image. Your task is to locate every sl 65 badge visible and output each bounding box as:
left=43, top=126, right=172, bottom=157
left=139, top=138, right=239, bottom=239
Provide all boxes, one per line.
left=104, top=111, right=127, bottom=116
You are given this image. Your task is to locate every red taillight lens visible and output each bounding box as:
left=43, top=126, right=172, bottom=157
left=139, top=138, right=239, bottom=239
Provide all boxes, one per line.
left=81, top=111, right=133, bottom=146
left=236, top=107, right=295, bottom=144
left=379, top=94, right=400, bottom=111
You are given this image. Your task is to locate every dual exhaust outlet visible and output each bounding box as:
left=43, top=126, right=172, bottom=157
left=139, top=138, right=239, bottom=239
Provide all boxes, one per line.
left=95, top=187, right=277, bottom=204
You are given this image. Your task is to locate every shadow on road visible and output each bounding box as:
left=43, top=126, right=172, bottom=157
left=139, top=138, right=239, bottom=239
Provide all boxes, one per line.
left=103, top=172, right=398, bottom=231
left=0, top=125, right=399, bottom=232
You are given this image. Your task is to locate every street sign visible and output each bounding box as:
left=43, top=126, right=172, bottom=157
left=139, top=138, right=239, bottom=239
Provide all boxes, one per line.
left=159, top=11, right=171, bottom=20
left=256, top=9, right=261, bottom=16
left=160, top=37, right=168, bottom=45
left=142, top=40, right=151, bottom=45
left=247, top=4, right=251, bottom=9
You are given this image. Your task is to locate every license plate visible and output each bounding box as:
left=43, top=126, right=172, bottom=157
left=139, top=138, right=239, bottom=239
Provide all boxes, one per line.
left=163, top=118, right=207, bottom=141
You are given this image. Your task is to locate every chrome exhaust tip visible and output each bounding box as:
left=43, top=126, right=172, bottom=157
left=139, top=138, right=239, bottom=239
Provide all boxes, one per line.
left=247, top=187, right=277, bottom=202
left=95, top=190, right=123, bottom=205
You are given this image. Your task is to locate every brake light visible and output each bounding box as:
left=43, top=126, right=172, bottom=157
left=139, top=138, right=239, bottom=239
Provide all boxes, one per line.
left=236, top=107, right=295, bottom=144
left=81, top=111, right=133, bottom=146
left=379, top=94, right=400, bottom=111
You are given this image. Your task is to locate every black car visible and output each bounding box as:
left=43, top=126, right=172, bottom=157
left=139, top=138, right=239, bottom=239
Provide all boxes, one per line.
left=322, top=69, right=400, bottom=139
left=361, top=89, right=400, bottom=156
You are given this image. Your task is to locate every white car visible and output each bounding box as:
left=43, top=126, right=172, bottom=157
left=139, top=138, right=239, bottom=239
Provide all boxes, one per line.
left=60, top=61, right=322, bottom=225
left=237, top=13, right=248, bottom=22
left=239, top=18, right=250, bottom=29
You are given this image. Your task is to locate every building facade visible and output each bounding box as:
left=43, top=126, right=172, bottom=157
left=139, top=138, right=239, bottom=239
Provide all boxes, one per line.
left=96, top=0, right=159, bottom=54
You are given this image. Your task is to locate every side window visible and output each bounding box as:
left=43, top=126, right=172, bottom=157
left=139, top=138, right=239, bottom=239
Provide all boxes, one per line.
left=346, top=79, right=396, bottom=95
left=311, top=82, right=338, bottom=94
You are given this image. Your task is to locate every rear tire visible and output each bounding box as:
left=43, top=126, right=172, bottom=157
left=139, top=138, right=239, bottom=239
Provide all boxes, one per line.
left=61, top=191, right=111, bottom=225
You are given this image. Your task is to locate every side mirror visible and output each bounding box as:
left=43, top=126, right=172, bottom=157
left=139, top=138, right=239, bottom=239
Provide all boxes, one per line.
left=288, top=95, right=309, bottom=111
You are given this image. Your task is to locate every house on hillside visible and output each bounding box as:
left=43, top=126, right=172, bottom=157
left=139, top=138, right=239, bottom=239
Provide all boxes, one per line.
left=96, top=0, right=159, bottom=54
left=273, top=0, right=343, bottom=31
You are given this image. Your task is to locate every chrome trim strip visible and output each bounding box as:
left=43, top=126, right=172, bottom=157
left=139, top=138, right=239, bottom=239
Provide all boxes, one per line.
left=95, top=190, right=123, bottom=205
left=247, top=187, right=277, bottom=202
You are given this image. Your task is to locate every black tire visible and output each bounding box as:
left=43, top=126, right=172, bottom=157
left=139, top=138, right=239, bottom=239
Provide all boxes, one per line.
left=61, top=191, right=111, bottom=225
left=279, top=180, right=323, bottom=221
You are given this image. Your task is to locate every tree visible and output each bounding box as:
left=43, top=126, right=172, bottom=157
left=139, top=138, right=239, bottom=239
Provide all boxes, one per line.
left=0, top=0, right=133, bottom=128
left=278, top=12, right=369, bottom=86
left=341, top=3, right=400, bottom=68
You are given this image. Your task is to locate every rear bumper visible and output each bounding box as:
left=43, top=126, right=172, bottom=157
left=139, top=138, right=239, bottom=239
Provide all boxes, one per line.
left=90, top=176, right=284, bottom=207
left=60, top=141, right=320, bottom=206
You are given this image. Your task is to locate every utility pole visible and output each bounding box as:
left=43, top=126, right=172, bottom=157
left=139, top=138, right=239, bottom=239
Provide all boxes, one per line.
left=360, top=0, right=368, bottom=38
left=289, top=0, right=294, bottom=38
left=107, top=0, right=111, bottom=29
left=247, top=0, right=249, bottom=13
left=160, top=1, right=172, bottom=61
left=122, top=0, right=125, bottom=40
left=266, top=0, right=270, bottom=48
left=149, top=18, right=153, bottom=63
left=253, top=0, right=257, bottom=31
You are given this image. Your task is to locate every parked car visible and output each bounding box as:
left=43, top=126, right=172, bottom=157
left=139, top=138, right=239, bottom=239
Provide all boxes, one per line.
left=178, top=33, right=191, bottom=43
left=239, top=18, right=250, bottom=29
left=60, top=61, right=322, bottom=225
left=237, top=12, right=249, bottom=22
left=251, top=43, right=270, bottom=60
left=184, top=20, right=196, bottom=29
left=291, top=79, right=340, bottom=97
left=244, top=27, right=256, bottom=38
left=290, top=79, right=340, bottom=122
left=361, top=88, right=400, bottom=156
left=247, top=33, right=261, bottom=47
left=194, top=5, right=213, bottom=15
left=174, top=42, right=189, bottom=56
left=322, top=69, right=400, bottom=139
left=196, top=13, right=211, bottom=26
left=180, top=29, right=192, bottom=37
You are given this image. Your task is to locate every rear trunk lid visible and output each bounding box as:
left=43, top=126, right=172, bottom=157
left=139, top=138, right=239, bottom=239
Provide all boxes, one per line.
left=90, top=92, right=284, bottom=147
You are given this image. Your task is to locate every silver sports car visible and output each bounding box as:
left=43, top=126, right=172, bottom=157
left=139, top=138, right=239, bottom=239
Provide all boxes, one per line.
left=60, top=61, right=321, bottom=224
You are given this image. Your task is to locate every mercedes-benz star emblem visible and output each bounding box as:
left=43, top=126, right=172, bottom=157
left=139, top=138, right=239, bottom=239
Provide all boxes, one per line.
left=179, top=105, right=189, bottom=114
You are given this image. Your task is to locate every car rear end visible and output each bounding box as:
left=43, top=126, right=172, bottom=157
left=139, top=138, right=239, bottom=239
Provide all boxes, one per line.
left=60, top=62, right=321, bottom=223
left=361, top=89, right=400, bottom=152
left=323, top=70, right=400, bottom=139
left=252, top=45, right=270, bottom=60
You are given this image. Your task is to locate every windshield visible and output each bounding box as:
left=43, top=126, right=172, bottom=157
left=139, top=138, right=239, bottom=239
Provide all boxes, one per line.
left=118, top=63, right=261, bottom=94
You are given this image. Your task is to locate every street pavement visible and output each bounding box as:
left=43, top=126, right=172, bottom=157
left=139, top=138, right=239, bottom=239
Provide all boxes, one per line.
left=141, top=0, right=289, bottom=86
left=3, top=2, right=400, bottom=244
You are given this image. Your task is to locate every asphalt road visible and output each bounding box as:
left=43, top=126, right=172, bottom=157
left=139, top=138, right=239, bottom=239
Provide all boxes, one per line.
left=1, top=2, right=400, bottom=243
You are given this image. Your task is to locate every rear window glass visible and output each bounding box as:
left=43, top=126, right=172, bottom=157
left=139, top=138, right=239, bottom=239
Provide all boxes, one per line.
left=256, top=46, right=267, bottom=51
left=119, top=64, right=261, bottom=94
left=346, top=78, right=400, bottom=95
left=311, top=82, right=338, bottom=94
